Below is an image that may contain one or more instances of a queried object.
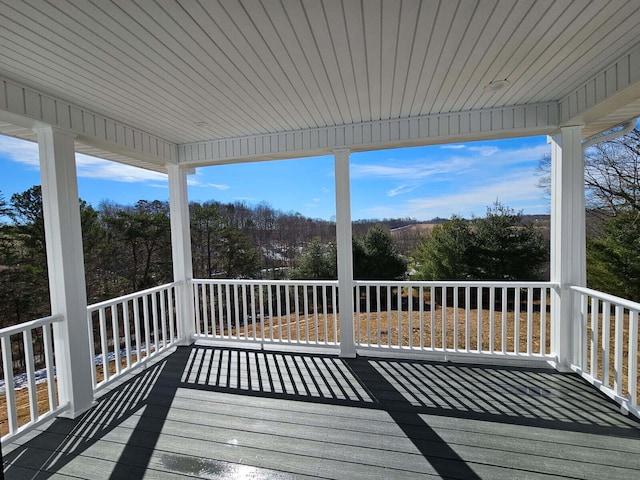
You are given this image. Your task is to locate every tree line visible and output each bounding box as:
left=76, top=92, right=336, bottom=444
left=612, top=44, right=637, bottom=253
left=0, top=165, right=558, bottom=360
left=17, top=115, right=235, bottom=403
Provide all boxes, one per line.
left=2, top=125, right=639, bottom=328
left=0, top=192, right=403, bottom=328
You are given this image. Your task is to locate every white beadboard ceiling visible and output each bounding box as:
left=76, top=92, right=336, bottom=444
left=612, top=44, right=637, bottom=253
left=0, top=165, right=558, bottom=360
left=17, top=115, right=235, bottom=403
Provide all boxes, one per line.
left=1, top=0, right=640, bottom=161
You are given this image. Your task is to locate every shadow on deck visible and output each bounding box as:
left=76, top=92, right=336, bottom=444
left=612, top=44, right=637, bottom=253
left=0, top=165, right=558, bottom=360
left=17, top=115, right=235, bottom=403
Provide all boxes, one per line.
left=3, top=345, right=640, bottom=479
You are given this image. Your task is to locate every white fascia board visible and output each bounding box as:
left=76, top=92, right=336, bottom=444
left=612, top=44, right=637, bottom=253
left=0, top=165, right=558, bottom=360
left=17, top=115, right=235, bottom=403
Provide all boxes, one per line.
left=178, top=102, right=559, bottom=166
left=0, top=75, right=178, bottom=170
left=559, top=42, right=640, bottom=129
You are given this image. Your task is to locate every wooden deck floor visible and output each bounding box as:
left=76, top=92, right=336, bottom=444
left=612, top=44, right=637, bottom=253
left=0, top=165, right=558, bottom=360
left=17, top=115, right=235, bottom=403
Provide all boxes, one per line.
left=3, top=345, right=640, bottom=479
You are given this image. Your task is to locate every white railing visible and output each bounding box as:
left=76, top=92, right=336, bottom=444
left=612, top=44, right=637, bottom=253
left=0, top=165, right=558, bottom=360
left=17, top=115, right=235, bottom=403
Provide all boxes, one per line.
left=571, top=286, right=639, bottom=418
left=192, top=279, right=340, bottom=348
left=6, top=280, right=635, bottom=445
left=354, top=281, right=555, bottom=360
left=192, top=279, right=555, bottom=360
left=87, top=282, right=179, bottom=391
left=0, top=314, right=66, bottom=442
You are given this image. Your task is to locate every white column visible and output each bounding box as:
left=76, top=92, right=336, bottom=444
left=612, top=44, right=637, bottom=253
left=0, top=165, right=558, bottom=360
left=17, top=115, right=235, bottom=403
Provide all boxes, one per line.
left=550, top=126, right=585, bottom=369
left=36, top=126, right=94, bottom=417
left=168, top=164, right=195, bottom=345
left=334, top=149, right=356, bottom=357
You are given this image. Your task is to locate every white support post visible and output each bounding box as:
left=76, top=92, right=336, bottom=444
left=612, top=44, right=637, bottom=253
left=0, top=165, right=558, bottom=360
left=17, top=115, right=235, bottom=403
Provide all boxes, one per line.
left=168, top=164, right=195, bottom=345
left=550, top=126, right=586, bottom=370
left=334, top=149, right=356, bottom=357
left=36, top=126, right=94, bottom=418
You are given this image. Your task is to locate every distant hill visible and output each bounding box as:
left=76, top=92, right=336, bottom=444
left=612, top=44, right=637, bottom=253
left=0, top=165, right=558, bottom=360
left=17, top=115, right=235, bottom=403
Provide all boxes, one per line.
left=390, top=222, right=441, bottom=236
left=385, top=215, right=552, bottom=253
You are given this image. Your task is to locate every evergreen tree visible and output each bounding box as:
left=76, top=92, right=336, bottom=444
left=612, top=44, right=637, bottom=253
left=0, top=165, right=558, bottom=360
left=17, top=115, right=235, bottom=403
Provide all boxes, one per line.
left=353, top=225, right=406, bottom=280
left=100, top=200, right=172, bottom=292
left=190, top=201, right=262, bottom=278
left=472, top=203, right=548, bottom=280
left=217, top=225, right=262, bottom=278
left=291, top=237, right=336, bottom=280
left=587, top=211, right=640, bottom=301
left=9, top=186, right=46, bottom=252
left=191, top=202, right=224, bottom=278
left=412, top=216, right=473, bottom=280
left=0, top=187, right=50, bottom=327
left=412, top=203, right=548, bottom=281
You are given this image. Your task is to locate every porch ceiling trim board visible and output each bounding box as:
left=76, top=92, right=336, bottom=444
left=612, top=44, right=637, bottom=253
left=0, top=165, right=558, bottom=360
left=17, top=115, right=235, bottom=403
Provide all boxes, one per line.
left=177, top=102, right=559, bottom=166
left=0, top=76, right=178, bottom=173
left=560, top=42, right=640, bottom=136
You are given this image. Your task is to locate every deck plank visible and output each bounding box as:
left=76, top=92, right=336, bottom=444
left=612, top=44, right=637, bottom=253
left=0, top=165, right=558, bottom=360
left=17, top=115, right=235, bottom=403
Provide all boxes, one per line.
left=3, top=345, right=640, bottom=479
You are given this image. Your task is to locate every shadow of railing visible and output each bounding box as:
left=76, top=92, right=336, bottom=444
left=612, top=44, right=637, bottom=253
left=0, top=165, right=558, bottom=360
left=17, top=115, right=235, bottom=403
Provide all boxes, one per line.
left=3, top=345, right=640, bottom=479
left=2, top=356, right=178, bottom=480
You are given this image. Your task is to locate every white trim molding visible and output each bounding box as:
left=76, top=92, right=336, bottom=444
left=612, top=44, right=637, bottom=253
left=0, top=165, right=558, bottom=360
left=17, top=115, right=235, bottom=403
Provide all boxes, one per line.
left=178, top=103, right=559, bottom=166
left=0, top=75, right=178, bottom=170
left=560, top=43, right=640, bottom=127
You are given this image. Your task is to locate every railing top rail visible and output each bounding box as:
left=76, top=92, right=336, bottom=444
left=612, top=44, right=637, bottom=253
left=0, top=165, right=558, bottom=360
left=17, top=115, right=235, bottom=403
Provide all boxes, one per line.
left=570, top=285, right=640, bottom=311
left=193, top=278, right=339, bottom=286
left=0, top=313, right=63, bottom=338
left=193, top=278, right=557, bottom=288
left=353, top=280, right=558, bottom=288
left=87, top=281, right=180, bottom=311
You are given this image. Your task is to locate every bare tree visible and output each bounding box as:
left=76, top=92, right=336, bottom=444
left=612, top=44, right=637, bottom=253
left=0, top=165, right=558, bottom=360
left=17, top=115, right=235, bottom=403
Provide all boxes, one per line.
left=584, top=128, right=640, bottom=213
left=537, top=127, right=640, bottom=213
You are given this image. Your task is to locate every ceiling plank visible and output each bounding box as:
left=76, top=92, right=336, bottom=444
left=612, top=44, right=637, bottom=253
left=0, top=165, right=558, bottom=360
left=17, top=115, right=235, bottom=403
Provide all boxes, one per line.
left=0, top=0, right=639, bottom=153
left=408, top=0, right=459, bottom=117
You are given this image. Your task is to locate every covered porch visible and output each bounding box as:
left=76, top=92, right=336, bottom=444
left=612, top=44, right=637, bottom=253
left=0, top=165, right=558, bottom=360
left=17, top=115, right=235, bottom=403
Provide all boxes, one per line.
left=2, top=1, right=640, bottom=478
left=4, top=344, right=640, bottom=479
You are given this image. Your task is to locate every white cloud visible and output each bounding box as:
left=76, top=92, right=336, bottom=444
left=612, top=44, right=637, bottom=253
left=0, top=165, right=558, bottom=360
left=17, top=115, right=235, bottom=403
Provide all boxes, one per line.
left=360, top=168, right=544, bottom=220
left=187, top=179, right=230, bottom=190
left=468, top=145, right=498, bottom=156
left=387, top=184, right=419, bottom=197
left=186, top=171, right=230, bottom=190
left=439, top=141, right=548, bottom=161
left=503, top=144, right=549, bottom=161
left=352, top=143, right=549, bottom=183
left=75, top=154, right=167, bottom=183
left=0, top=135, right=169, bottom=184
left=304, top=197, right=324, bottom=208
left=352, top=157, right=473, bottom=179
left=403, top=172, right=542, bottom=219
left=0, top=136, right=40, bottom=167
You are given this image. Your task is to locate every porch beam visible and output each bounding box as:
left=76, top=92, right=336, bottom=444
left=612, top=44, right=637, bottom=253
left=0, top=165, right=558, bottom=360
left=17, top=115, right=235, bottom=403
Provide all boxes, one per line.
left=36, top=125, right=94, bottom=417
left=560, top=43, right=640, bottom=134
left=178, top=102, right=559, bottom=166
left=334, top=149, right=355, bottom=358
left=0, top=75, right=178, bottom=170
left=168, top=164, right=195, bottom=344
left=550, top=126, right=586, bottom=369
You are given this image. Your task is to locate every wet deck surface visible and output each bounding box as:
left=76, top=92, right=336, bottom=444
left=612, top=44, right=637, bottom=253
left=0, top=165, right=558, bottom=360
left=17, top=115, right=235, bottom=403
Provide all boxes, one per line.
left=3, top=345, right=640, bottom=479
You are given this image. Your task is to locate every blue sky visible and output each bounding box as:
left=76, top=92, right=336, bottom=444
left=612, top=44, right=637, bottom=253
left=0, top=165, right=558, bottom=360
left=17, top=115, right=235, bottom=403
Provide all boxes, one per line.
left=0, top=133, right=550, bottom=221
